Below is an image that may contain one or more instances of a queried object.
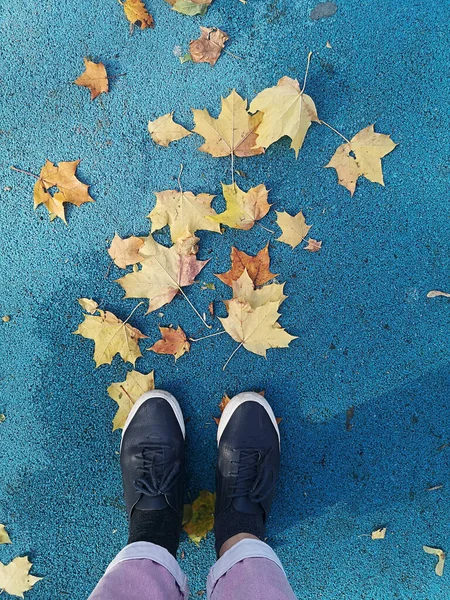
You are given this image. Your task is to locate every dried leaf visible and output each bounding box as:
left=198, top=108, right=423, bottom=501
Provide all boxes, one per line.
left=107, top=370, right=154, bottom=430
left=166, top=0, right=212, bottom=16
left=149, top=326, right=190, bottom=360
left=108, top=234, right=145, bottom=268
left=148, top=113, right=192, bottom=147
left=183, top=490, right=215, bottom=544
left=182, top=504, right=193, bottom=525
left=325, top=125, right=397, bottom=195
left=218, top=393, right=232, bottom=413
left=2, top=316, right=10, bottom=323
left=33, top=159, right=93, bottom=223
left=121, top=0, right=154, bottom=29
left=231, top=270, right=286, bottom=309
left=77, top=298, right=99, bottom=314
left=74, top=309, right=147, bottom=367
left=249, top=76, right=320, bottom=157
left=190, top=27, right=229, bottom=66
left=276, top=210, right=312, bottom=248
left=304, top=238, right=322, bottom=252
left=0, top=556, right=42, bottom=598
left=423, top=546, right=445, bottom=576
left=208, top=182, right=270, bottom=230
left=427, top=290, right=450, bottom=298
left=74, top=58, right=109, bottom=100
left=148, top=189, right=220, bottom=242
left=216, top=244, right=277, bottom=287
left=0, top=524, right=11, bottom=545
left=116, top=233, right=208, bottom=313
left=193, top=90, right=264, bottom=157
left=371, top=527, right=386, bottom=540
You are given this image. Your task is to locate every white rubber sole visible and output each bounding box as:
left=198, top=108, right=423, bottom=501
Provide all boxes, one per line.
left=121, top=390, right=185, bottom=452
left=217, top=392, right=280, bottom=447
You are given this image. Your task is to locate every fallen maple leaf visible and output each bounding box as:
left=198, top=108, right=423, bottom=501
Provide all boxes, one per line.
left=121, top=0, right=154, bottom=29
left=427, top=290, right=450, bottom=298
left=148, top=189, right=220, bottom=242
left=371, top=527, right=386, bottom=540
left=74, top=309, right=147, bottom=367
left=166, top=0, right=212, bottom=15
left=423, top=546, right=445, bottom=576
left=249, top=76, right=320, bottom=157
left=77, top=298, right=99, bottom=314
left=149, top=326, right=190, bottom=360
left=208, top=182, right=270, bottom=230
left=0, top=556, right=42, bottom=598
left=117, top=233, right=208, bottom=313
left=107, top=370, right=154, bottom=430
left=193, top=90, right=264, bottom=157
left=183, top=490, right=215, bottom=544
left=304, top=238, right=322, bottom=252
left=215, top=243, right=277, bottom=287
left=325, top=125, right=397, bottom=195
left=74, top=58, right=108, bottom=101
left=108, top=234, right=144, bottom=268
left=231, top=270, right=286, bottom=309
left=148, top=113, right=192, bottom=147
left=275, top=210, right=311, bottom=248
left=0, top=524, right=11, bottom=545
left=33, top=159, right=93, bottom=223
left=214, top=390, right=280, bottom=425
left=189, top=27, right=229, bottom=66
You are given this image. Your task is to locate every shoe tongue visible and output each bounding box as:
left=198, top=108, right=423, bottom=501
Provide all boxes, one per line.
left=232, top=497, right=264, bottom=515
left=136, top=495, right=168, bottom=511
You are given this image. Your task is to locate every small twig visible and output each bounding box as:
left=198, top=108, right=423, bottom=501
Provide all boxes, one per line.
left=223, top=342, right=243, bottom=370
left=320, top=120, right=351, bottom=144
left=178, top=163, right=184, bottom=194
left=301, top=51, right=313, bottom=93
left=190, top=330, right=226, bottom=342
left=257, top=222, right=275, bottom=234
left=223, top=49, right=244, bottom=60
left=108, top=73, right=127, bottom=79
left=10, top=165, right=39, bottom=179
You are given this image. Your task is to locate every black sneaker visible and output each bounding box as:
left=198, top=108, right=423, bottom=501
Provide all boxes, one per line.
left=214, top=392, right=280, bottom=555
left=121, top=390, right=185, bottom=557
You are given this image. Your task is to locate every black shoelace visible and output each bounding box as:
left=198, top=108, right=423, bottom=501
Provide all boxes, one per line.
left=133, top=442, right=181, bottom=498
left=229, top=448, right=273, bottom=504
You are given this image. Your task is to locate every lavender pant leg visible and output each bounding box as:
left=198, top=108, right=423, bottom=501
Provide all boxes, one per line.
left=88, top=542, right=189, bottom=600
left=207, top=539, right=297, bottom=600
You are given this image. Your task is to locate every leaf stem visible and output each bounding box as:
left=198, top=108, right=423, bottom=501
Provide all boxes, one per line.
left=123, top=301, right=144, bottom=326
left=257, top=222, right=275, bottom=234
left=320, top=120, right=351, bottom=144
left=10, top=165, right=39, bottom=179
left=177, top=286, right=212, bottom=329
left=177, top=163, right=184, bottom=195
left=301, top=51, right=313, bottom=93
left=223, top=342, right=243, bottom=370
left=190, top=330, right=226, bottom=342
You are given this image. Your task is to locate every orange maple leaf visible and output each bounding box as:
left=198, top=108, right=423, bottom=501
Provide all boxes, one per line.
left=215, top=243, right=277, bottom=287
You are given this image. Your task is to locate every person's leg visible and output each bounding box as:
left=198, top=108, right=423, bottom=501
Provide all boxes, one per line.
left=208, top=392, right=297, bottom=600
left=88, top=390, right=189, bottom=600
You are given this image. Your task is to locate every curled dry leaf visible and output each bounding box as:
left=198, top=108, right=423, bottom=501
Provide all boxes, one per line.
left=77, top=298, right=99, bottom=314
left=166, top=0, right=212, bottom=16
left=276, top=210, right=312, bottom=248
left=325, top=125, right=397, bottom=195
left=33, top=159, right=94, bottom=223
left=0, top=524, right=11, bottom=545
left=427, top=290, right=450, bottom=298
left=148, top=113, right=192, bottom=147
left=208, top=301, right=214, bottom=317
left=215, top=243, right=277, bottom=287
left=108, top=234, right=144, bottom=268
left=74, top=58, right=109, bottom=100
left=371, top=527, right=386, bottom=540
left=304, top=238, right=322, bottom=252
left=193, top=90, right=264, bottom=157
left=107, top=370, right=154, bottom=430
left=149, top=325, right=190, bottom=360
left=121, top=0, right=154, bottom=29
left=148, top=189, right=220, bottom=242
left=183, top=490, right=215, bottom=544
left=189, top=27, right=229, bottom=66
left=74, top=309, right=147, bottom=367
left=208, top=182, right=270, bottom=230
left=0, top=556, right=42, bottom=597
left=423, top=546, right=445, bottom=576
left=249, top=76, right=320, bottom=157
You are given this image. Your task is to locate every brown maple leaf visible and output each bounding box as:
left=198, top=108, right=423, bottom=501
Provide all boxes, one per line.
left=148, top=325, right=190, bottom=360
left=304, top=238, right=322, bottom=252
left=74, top=58, right=109, bottom=100
left=215, top=243, right=277, bottom=287
left=190, top=27, right=229, bottom=66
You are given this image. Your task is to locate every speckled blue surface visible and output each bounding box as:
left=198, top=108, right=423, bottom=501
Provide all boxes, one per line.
left=1, top=0, right=449, bottom=598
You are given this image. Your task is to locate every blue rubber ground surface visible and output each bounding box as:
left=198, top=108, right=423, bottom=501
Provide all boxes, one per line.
left=1, top=0, right=449, bottom=598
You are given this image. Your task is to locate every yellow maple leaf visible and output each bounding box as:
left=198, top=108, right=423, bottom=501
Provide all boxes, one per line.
left=117, top=233, right=208, bottom=313
left=107, top=370, right=154, bottom=430
left=148, top=326, right=190, bottom=361
left=74, top=309, right=147, bottom=367
left=77, top=298, right=99, bottom=314
left=276, top=210, right=311, bottom=248
left=148, top=189, right=220, bottom=242
left=0, top=556, right=42, bottom=598
left=325, top=125, right=397, bottom=195
left=219, top=299, right=296, bottom=358
left=0, top=524, right=11, bottom=545
left=121, top=0, right=154, bottom=29
left=183, top=490, right=215, bottom=544
left=108, top=234, right=145, bottom=268
left=189, top=26, right=229, bottom=66
left=148, top=113, right=192, bottom=147
left=249, top=76, right=320, bottom=157
left=33, top=159, right=93, bottom=223
left=231, top=270, right=286, bottom=309
left=193, top=90, right=264, bottom=157
left=208, top=182, right=270, bottom=230
left=166, top=0, right=212, bottom=16
left=74, top=58, right=109, bottom=100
